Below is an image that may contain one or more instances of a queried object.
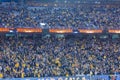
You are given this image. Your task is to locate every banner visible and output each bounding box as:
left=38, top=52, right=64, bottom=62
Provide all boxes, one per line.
left=0, top=28, right=10, bottom=32
left=79, top=29, right=102, bottom=33
left=49, top=29, right=73, bottom=33
left=17, top=28, right=42, bottom=33
left=109, top=30, right=120, bottom=33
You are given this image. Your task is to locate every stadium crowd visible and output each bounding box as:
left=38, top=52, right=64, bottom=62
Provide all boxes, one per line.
left=0, top=3, right=120, bottom=29
left=0, top=36, right=120, bottom=78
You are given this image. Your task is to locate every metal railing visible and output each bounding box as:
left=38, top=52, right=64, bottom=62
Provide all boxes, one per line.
left=0, top=75, right=120, bottom=80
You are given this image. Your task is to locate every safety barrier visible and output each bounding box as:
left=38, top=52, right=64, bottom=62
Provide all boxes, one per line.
left=0, top=75, right=120, bottom=80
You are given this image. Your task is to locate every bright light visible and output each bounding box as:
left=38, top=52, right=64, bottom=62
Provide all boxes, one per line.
left=74, top=31, right=78, bottom=33
left=9, top=30, right=13, bottom=33
left=40, top=23, right=46, bottom=26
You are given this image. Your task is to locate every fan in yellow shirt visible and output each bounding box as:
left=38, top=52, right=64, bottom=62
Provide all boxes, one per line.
left=37, top=72, right=40, bottom=78
left=22, top=63, right=26, bottom=68
left=52, top=70, right=57, bottom=75
left=0, top=73, right=3, bottom=78
left=66, top=73, right=69, bottom=77
left=81, top=44, right=85, bottom=49
left=55, top=59, right=61, bottom=67
left=21, top=72, right=24, bottom=78
left=72, top=64, right=75, bottom=67
left=15, top=62, right=19, bottom=68
left=13, top=68, right=17, bottom=73
left=90, top=64, right=94, bottom=69
left=36, top=63, right=39, bottom=67
left=6, top=66, right=10, bottom=71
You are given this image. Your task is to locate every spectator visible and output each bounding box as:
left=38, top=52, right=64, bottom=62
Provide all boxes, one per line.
left=0, top=36, right=119, bottom=78
left=0, top=3, right=119, bottom=29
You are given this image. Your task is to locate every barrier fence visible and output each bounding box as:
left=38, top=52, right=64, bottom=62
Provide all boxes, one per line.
left=0, top=28, right=120, bottom=34
left=0, top=75, right=120, bottom=80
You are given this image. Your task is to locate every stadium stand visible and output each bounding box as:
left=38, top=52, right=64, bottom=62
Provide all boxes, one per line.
left=0, top=0, right=120, bottom=80
left=0, top=2, right=120, bottom=29
left=0, top=36, right=120, bottom=78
